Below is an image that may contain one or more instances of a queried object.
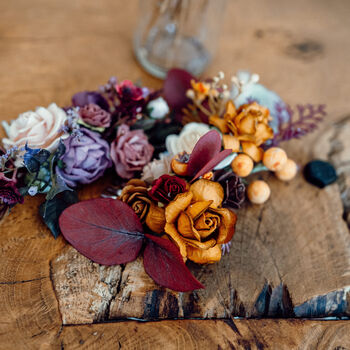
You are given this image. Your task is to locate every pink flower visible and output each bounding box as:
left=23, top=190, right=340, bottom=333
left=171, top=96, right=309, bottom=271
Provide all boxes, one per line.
left=111, top=124, right=154, bottom=179
left=79, top=103, right=111, bottom=128
left=115, top=80, right=144, bottom=101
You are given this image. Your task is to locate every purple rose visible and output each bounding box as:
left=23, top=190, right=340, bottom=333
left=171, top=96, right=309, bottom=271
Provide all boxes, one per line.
left=72, top=91, right=109, bottom=111
left=79, top=103, right=111, bottom=128
left=57, top=128, right=112, bottom=187
left=110, top=124, right=154, bottom=179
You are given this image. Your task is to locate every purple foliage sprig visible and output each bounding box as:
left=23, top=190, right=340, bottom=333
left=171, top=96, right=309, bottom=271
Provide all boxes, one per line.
left=271, top=103, right=326, bottom=146
left=61, top=108, right=83, bottom=139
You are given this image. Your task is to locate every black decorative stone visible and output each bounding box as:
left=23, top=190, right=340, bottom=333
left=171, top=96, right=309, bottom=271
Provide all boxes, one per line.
left=303, top=160, right=337, bottom=188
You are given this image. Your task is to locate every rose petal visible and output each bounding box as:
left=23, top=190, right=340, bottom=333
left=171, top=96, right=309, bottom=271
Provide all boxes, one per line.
left=254, top=123, right=274, bottom=146
left=185, top=200, right=212, bottom=220
left=222, top=134, right=240, bottom=152
left=214, top=207, right=237, bottom=244
left=186, top=245, right=222, bottom=264
left=165, top=191, right=193, bottom=224
left=183, top=237, right=216, bottom=250
left=145, top=203, right=166, bottom=234
left=237, top=114, right=256, bottom=135
left=127, top=179, right=147, bottom=188
left=177, top=212, right=200, bottom=240
left=164, top=223, right=188, bottom=258
left=241, top=141, right=264, bottom=162
left=190, top=179, right=224, bottom=209
left=195, top=213, right=219, bottom=239
left=209, top=115, right=229, bottom=133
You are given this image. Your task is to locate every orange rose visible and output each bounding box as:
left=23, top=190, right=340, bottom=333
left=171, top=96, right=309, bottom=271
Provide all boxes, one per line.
left=210, top=101, right=274, bottom=160
left=164, top=179, right=236, bottom=264
left=119, top=179, right=166, bottom=234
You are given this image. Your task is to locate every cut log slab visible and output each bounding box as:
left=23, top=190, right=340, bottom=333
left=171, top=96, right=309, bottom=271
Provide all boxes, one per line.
left=49, top=118, right=350, bottom=323
left=0, top=0, right=350, bottom=346
left=51, top=169, right=350, bottom=323
left=60, top=319, right=350, bottom=350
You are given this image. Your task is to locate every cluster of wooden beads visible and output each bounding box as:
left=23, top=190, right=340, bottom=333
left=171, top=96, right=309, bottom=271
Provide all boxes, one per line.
left=231, top=147, right=297, bottom=204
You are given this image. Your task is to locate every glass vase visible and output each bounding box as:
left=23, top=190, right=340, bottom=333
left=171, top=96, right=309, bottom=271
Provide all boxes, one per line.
left=133, top=0, right=227, bottom=79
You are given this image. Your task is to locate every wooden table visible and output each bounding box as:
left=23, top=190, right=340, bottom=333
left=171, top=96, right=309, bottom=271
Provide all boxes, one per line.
left=1, top=0, right=350, bottom=348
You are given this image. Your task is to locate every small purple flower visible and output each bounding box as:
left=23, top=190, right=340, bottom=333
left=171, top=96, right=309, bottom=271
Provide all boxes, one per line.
left=221, top=242, right=232, bottom=255
left=56, top=128, right=112, bottom=187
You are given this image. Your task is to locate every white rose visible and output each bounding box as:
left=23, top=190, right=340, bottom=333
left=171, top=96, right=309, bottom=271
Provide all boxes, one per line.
left=165, top=122, right=211, bottom=156
left=147, top=97, right=170, bottom=119
left=141, top=153, right=173, bottom=184
left=2, top=103, right=68, bottom=152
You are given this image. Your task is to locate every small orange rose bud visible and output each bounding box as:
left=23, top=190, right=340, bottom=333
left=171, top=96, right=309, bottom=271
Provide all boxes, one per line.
left=231, top=154, right=254, bottom=177
left=247, top=180, right=271, bottom=204
left=171, top=157, right=188, bottom=176
left=275, top=158, right=297, bottom=181
left=263, top=147, right=287, bottom=171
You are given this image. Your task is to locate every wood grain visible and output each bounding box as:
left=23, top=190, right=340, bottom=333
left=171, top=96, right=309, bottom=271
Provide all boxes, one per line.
left=0, top=0, right=349, bottom=348
left=60, top=319, right=350, bottom=350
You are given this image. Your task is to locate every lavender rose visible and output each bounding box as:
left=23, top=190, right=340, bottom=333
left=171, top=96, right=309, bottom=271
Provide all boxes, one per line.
left=57, top=128, right=112, bottom=187
left=79, top=103, right=111, bottom=128
left=111, top=124, right=154, bottom=179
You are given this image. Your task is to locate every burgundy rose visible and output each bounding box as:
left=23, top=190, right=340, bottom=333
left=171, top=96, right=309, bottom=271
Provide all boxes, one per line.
left=0, top=174, right=24, bottom=219
left=110, top=124, right=154, bottom=179
left=115, top=80, right=144, bottom=101
left=149, top=175, right=188, bottom=204
left=79, top=103, right=111, bottom=128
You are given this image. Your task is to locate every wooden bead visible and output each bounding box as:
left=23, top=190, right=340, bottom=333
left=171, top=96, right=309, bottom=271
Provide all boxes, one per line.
left=247, top=180, right=271, bottom=204
left=275, top=159, right=298, bottom=181
left=231, top=154, right=254, bottom=177
left=263, top=147, right=287, bottom=171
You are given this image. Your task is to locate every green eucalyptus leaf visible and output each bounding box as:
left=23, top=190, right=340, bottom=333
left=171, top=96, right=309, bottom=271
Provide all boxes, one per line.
left=39, top=190, right=78, bottom=238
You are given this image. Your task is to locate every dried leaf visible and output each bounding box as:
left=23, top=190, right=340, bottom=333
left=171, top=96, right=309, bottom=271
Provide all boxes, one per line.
left=191, top=149, right=233, bottom=182
left=163, top=68, right=195, bottom=122
left=39, top=190, right=78, bottom=239
left=187, top=130, right=221, bottom=176
left=143, top=234, right=204, bottom=292
left=59, top=198, right=144, bottom=265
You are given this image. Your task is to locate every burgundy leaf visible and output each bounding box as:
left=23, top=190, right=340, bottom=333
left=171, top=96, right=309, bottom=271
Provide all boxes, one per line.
left=59, top=198, right=144, bottom=265
left=143, top=234, right=204, bottom=292
left=187, top=130, right=222, bottom=176
left=191, top=149, right=233, bottom=182
left=163, top=68, right=195, bottom=112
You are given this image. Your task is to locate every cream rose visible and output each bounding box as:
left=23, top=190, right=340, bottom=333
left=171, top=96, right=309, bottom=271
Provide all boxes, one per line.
left=2, top=103, right=68, bottom=152
left=165, top=122, right=210, bottom=156
left=141, top=153, right=173, bottom=184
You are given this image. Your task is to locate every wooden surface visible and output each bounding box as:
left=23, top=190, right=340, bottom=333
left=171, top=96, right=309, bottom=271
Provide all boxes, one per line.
left=0, top=0, right=350, bottom=348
